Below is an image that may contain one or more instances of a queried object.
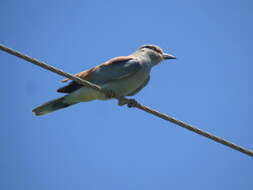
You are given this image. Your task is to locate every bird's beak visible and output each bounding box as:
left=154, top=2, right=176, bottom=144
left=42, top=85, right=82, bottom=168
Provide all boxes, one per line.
left=163, top=53, right=176, bottom=60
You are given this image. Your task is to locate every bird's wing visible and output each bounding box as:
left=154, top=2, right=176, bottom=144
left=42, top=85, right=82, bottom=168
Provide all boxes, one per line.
left=58, top=56, right=142, bottom=93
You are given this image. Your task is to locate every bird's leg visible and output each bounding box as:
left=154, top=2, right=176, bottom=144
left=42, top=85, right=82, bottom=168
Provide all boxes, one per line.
left=103, top=91, right=138, bottom=108
left=117, top=97, right=138, bottom=108
left=117, top=97, right=128, bottom=106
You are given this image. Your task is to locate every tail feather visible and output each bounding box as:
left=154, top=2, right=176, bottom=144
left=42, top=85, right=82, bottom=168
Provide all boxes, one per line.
left=32, top=96, right=77, bottom=116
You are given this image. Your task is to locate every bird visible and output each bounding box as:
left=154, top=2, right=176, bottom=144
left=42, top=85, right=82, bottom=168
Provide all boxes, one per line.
left=32, top=45, right=176, bottom=116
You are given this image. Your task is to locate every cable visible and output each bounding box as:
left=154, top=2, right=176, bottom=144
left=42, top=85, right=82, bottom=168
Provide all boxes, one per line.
left=1, top=44, right=252, bottom=157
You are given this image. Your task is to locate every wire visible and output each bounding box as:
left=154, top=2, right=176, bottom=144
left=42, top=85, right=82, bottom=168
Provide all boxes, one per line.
left=1, top=44, right=252, bottom=157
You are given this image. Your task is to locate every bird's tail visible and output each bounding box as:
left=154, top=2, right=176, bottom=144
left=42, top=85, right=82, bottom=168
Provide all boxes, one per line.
left=32, top=96, right=77, bottom=116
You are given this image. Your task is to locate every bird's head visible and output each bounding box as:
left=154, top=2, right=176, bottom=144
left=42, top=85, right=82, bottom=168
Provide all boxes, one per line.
left=137, top=44, right=176, bottom=65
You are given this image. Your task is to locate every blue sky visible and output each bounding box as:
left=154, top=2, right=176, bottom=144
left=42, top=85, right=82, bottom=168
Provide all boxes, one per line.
left=1, top=0, right=252, bottom=189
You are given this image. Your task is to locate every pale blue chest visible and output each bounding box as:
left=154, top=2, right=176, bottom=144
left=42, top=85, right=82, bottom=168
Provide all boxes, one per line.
left=101, top=66, right=151, bottom=97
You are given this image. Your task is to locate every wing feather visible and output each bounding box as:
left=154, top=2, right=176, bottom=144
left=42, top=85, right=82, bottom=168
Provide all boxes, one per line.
left=57, top=56, right=142, bottom=93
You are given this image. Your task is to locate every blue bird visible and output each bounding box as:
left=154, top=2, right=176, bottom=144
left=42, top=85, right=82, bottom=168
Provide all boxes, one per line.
left=32, top=45, right=176, bottom=116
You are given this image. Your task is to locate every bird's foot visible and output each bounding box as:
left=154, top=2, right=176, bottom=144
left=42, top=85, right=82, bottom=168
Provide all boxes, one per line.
left=127, top=99, right=138, bottom=108
left=103, top=89, right=116, bottom=99
left=117, top=97, right=138, bottom=108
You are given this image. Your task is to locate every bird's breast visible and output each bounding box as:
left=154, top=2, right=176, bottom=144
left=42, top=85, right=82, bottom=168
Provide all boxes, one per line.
left=99, top=68, right=150, bottom=99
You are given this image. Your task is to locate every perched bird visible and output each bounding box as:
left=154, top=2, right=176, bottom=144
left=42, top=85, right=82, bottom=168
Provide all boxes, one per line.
left=32, top=45, right=176, bottom=116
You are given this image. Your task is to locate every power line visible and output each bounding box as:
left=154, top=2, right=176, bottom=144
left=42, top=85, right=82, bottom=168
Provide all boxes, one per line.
left=1, top=44, right=252, bottom=157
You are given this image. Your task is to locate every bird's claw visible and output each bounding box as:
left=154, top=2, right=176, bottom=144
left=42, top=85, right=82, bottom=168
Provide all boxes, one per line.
left=127, top=99, right=138, bottom=108
left=117, top=97, right=138, bottom=108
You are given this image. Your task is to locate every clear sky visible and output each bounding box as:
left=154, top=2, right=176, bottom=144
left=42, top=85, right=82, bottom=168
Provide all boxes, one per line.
left=1, top=0, right=252, bottom=189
